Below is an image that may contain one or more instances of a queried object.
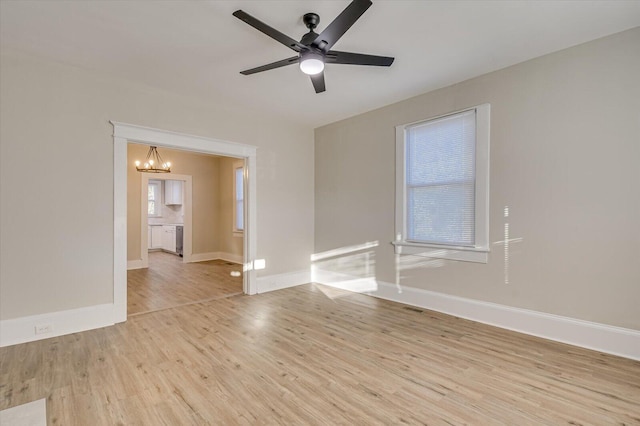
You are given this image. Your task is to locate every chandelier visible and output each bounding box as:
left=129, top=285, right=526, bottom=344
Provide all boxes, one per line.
left=135, top=146, right=171, bottom=173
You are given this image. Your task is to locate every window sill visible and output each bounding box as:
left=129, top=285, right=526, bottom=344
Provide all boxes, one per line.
left=392, top=241, right=489, bottom=264
left=233, top=230, right=244, bottom=238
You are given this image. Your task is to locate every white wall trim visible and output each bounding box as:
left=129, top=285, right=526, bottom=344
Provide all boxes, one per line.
left=112, top=121, right=259, bottom=324
left=135, top=252, right=242, bottom=269
left=257, top=269, right=311, bottom=294
left=127, top=259, right=144, bottom=270
left=0, top=303, right=114, bottom=348
left=189, top=252, right=243, bottom=264
left=217, top=252, right=244, bottom=264
left=313, top=272, right=640, bottom=361
left=189, top=252, right=220, bottom=263
left=113, top=135, right=128, bottom=323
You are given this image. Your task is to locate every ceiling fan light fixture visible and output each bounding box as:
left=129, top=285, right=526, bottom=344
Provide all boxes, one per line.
left=299, top=52, right=324, bottom=75
left=234, top=0, right=394, bottom=93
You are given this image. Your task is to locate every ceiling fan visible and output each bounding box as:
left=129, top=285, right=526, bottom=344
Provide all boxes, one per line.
left=233, top=0, right=394, bottom=94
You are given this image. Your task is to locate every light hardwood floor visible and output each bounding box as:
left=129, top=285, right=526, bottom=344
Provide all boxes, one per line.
left=1, top=284, right=639, bottom=425
left=127, top=251, right=243, bottom=315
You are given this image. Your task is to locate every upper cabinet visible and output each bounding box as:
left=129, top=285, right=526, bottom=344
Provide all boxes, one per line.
left=165, top=180, right=183, bottom=205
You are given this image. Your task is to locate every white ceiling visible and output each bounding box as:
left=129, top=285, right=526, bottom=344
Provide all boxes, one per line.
left=1, top=1, right=639, bottom=128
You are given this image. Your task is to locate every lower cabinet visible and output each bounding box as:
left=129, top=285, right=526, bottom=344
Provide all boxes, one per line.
left=148, top=224, right=178, bottom=254
left=149, top=225, right=164, bottom=249
left=162, top=225, right=177, bottom=253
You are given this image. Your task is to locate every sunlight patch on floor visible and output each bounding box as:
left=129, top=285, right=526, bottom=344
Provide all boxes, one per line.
left=311, top=241, right=379, bottom=299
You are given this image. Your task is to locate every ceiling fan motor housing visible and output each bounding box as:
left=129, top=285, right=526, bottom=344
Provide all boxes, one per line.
left=301, top=13, right=323, bottom=48
left=303, top=13, right=320, bottom=30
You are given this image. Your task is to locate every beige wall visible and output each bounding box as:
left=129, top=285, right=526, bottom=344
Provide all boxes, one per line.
left=217, top=157, right=244, bottom=257
left=314, top=28, right=640, bottom=330
left=127, top=146, right=243, bottom=261
left=0, top=50, right=313, bottom=320
left=127, top=144, right=223, bottom=260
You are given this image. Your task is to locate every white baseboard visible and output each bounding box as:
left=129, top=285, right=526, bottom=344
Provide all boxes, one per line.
left=127, top=259, right=144, bottom=270
left=189, top=252, right=218, bottom=262
left=312, top=270, right=640, bottom=361
left=190, top=252, right=243, bottom=264
left=0, top=303, right=115, bottom=348
left=257, top=269, right=311, bottom=293
left=216, top=252, right=243, bottom=264
left=132, top=252, right=243, bottom=266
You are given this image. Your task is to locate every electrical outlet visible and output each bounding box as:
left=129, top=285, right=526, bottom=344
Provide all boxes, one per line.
left=35, top=323, right=53, bottom=335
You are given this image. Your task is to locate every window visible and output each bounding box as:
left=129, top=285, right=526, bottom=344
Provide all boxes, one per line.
left=148, top=180, right=162, bottom=217
left=233, top=163, right=244, bottom=234
left=394, top=104, right=490, bottom=263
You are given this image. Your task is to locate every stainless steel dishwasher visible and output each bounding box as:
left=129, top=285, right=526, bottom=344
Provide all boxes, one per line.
left=176, top=225, right=183, bottom=257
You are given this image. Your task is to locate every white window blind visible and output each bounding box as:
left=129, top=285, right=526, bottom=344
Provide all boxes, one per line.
left=406, top=110, right=476, bottom=246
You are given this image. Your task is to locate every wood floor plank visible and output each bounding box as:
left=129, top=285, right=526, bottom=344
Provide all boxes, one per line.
left=2, top=283, right=639, bottom=424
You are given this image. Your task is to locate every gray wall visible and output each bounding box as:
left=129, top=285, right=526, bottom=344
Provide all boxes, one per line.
left=314, top=28, right=640, bottom=330
left=0, top=50, right=314, bottom=320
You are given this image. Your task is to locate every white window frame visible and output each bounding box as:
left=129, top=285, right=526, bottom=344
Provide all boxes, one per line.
left=393, top=104, right=490, bottom=263
left=147, top=180, right=162, bottom=218
left=233, top=160, right=244, bottom=236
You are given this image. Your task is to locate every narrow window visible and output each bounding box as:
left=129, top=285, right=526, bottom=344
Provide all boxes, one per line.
left=234, top=165, right=244, bottom=233
left=148, top=180, right=162, bottom=217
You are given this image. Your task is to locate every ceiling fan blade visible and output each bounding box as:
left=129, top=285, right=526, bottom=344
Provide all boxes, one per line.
left=233, top=10, right=306, bottom=52
left=326, top=50, right=394, bottom=66
left=310, top=72, right=326, bottom=93
left=312, top=0, right=372, bottom=52
left=240, top=56, right=299, bottom=75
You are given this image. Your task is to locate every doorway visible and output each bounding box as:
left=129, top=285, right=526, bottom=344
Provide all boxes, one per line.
left=112, top=122, right=257, bottom=323
left=137, top=170, right=193, bottom=268
left=126, top=144, right=246, bottom=315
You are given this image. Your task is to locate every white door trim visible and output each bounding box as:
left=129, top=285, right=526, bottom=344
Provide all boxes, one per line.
left=111, top=122, right=258, bottom=323
left=140, top=173, right=193, bottom=267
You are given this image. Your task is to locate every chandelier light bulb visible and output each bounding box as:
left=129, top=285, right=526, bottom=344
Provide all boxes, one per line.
left=166, top=162, right=171, bottom=167
left=136, top=146, right=171, bottom=173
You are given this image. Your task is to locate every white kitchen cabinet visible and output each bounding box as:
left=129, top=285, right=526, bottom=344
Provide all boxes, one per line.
left=162, top=225, right=177, bottom=253
left=164, top=180, right=183, bottom=205
left=149, top=225, right=164, bottom=249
